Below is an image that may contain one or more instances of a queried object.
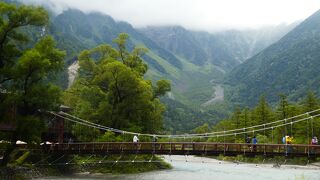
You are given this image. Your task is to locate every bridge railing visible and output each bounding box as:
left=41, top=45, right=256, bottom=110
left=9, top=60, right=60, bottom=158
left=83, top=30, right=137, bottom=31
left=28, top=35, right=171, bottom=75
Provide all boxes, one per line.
left=43, top=142, right=320, bottom=156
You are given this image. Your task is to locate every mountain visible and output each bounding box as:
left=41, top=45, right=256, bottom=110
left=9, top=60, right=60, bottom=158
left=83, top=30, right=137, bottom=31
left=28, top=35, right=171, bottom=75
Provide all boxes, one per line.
left=140, top=26, right=240, bottom=70
left=50, top=9, right=182, bottom=71
left=226, top=10, right=320, bottom=106
left=139, top=24, right=297, bottom=71
left=16, top=4, right=298, bottom=131
left=47, top=10, right=222, bottom=106
left=49, top=9, right=297, bottom=108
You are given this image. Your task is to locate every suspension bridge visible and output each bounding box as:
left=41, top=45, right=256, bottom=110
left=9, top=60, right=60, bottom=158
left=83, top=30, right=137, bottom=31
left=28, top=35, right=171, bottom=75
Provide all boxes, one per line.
left=36, top=109, right=320, bottom=157
left=3, top=108, right=320, bottom=167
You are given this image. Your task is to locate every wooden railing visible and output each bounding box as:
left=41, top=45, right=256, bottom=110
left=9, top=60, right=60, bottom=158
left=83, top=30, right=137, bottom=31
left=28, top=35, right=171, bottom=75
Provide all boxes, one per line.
left=42, top=142, right=320, bottom=157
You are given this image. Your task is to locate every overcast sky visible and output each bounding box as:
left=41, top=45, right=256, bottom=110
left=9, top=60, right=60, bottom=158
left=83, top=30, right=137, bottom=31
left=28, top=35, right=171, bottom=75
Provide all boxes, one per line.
left=21, top=0, right=320, bottom=31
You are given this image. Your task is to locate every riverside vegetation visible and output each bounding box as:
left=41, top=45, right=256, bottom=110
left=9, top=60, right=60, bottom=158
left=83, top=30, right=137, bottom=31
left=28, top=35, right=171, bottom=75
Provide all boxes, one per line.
left=1, top=1, right=320, bottom=179
left=0, top=2, right=171, bottom=179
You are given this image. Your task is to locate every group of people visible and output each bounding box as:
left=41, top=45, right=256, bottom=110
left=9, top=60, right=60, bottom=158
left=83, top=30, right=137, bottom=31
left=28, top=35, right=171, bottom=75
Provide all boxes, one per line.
left=282, top=135, right=294, bottom=153
left=245, top=135, right=258, bottom=151
left=282, top=135, right=294, bottom=144
left=133, top=135, right=158, bottom=143
left=133, top=134, right=318, bottom=146
left=282, top=135, right=318, bottom=145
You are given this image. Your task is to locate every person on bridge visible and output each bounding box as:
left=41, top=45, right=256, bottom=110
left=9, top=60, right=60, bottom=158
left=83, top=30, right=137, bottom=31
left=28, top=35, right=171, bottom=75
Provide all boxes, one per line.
left=286, top=135, right=294, bottom=153
left=286, top=136, right=293, bottom=144
left=311, top=136, right=318, bottom=145
left=252, top=136, right=257, bottom=152
left=311, top=136, right=318, bottom=154
left=245, top=136, right=251, bottom=150
left=282, top=136, right=287, bottom=144
left=133, top=135, right=139, bottom=150
left=152, top=135, right=158, bottom=151
left=133, top=135, right=139, bottom=143
left=152, top=136, right=158, bottom=143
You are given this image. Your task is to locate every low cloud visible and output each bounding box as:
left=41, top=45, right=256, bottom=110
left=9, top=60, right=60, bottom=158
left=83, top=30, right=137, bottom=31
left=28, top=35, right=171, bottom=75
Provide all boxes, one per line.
left=20, top=0, right=320, bottom=31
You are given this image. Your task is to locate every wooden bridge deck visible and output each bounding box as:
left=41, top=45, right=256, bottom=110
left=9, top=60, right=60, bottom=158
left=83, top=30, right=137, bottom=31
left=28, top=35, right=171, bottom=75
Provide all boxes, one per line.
left=42, top=142, right=320, bottom=157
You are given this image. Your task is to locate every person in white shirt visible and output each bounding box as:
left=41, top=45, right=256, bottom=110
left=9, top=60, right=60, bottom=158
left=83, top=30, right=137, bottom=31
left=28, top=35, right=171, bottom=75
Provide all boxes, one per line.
left=133, top=135, right=139, bottom=143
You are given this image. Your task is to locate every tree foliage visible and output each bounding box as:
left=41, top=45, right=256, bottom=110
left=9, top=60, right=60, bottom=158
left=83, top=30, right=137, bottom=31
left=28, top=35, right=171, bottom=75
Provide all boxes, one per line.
left=0, top=2, right=64, bottom=166
left=64, top=33, right=171, bottom=139
left=209, top=92, right=320, bottom=144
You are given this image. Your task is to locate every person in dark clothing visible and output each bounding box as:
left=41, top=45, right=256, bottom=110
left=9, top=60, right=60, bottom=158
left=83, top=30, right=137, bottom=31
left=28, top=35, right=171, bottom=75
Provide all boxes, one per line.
left=152, top=135, right=158, bottom=152
left=252, top=136, right=257, bottom=152
left=246, top=136, right=251, bottom=150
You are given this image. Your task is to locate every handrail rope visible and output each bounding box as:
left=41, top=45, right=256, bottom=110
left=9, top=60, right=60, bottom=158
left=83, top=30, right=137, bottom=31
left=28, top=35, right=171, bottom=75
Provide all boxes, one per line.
left=51, top=112, right=319, bottom=139
left=50, top=111, right=320, bottom=139
left=58, top=111, right=132, bottom=134
left=184, top=108, right=320, bottom=136
left=56, top=109, right=320, bottom=137
left=215, top=114, right=320, bottom=138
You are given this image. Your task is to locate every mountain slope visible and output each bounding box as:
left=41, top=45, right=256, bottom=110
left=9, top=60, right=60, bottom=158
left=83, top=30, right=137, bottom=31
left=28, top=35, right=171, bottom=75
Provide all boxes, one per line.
left=48, top=9, right=228, bottom=107
left=226, top=10, right=320, bottom=105
left=140, top=26, right=239, bottom=70
left=139, top=24, right=297, bottom=71
left=50, top=9, right=182, bottom=72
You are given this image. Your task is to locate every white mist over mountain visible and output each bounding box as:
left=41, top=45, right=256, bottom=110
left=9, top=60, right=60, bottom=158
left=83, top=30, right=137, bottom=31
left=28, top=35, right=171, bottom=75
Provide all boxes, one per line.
left=20, top=0, right=320, bottom=31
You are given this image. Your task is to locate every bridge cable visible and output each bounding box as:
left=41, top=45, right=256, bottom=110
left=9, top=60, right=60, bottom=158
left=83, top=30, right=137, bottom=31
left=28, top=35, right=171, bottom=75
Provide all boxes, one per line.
left=55, top=109, right=320, bottom=138
left=32, top=154, right=52, bottom=166
left=271, top=127, right=274, bottom=144
left=65, top=112, right=313, bottom=139
left=49, top=111, right=320, bottom=140
left=215, top=114, right=320, bottom=138
left=49, top=155, right=65, bottom=165
left=307, top=118, right=310, bottom=157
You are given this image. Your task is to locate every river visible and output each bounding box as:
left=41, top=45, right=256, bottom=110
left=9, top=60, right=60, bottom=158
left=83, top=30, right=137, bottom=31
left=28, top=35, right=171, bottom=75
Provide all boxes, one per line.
left=39, top=156, right=320, bottom=180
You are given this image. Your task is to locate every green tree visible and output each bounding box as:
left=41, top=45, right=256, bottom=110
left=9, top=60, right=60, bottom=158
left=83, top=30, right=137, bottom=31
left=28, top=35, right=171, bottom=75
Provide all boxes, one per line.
left=249, top=96, right=274, bottom=140
left=64, top=33, right=170, bottom=139
left=1, top=36, right=64, bottom=166
left=276, top=94, right=289, bottom=119
left=0, top=2, right=64, bottom=166
left=154, top=79, right=171, bottom=97
left=252, top=96, right=273, bottom=125
left=240, top=107, right=251, bottom=128
left=301, top=91, right=320, bottom=142
left=276, top=94, right=290, bottom=135
left=302, top=91, right=319, bottom=112
left=0, top=2, right=48, bottom=81
left=193, top=123, right=210, bottom=134
left=231, top=107, right=241, bottom=129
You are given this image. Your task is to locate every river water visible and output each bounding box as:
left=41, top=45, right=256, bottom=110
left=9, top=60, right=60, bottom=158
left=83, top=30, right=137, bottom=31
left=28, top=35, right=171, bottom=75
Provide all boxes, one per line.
left=39, top=156, right=320, bottom=180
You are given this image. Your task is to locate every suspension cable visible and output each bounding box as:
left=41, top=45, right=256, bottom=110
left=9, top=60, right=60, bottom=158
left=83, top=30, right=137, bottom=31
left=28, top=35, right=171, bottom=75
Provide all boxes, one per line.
left=55, top=108, right=320, bottom=138
left=49, top=110, right=320, bottom=139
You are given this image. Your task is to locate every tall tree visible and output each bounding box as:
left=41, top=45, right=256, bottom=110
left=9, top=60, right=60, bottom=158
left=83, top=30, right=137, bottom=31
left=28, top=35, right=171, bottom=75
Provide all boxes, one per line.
left=0, top=2, right=48, bottom=82
left=276, top=94, right=289, bottom=135
left=0, top=2, right=64, bottom=166
left=64, top=33, right=171, bottom=138
left=301, top=91, right=320, bottom=142
left=253, top=96, right=273, bottom=125
left=276, top=94, right=289, bottom=119
left=302, top=91, right=319, bottom=112
left=231, top=106, right=241, bottom=129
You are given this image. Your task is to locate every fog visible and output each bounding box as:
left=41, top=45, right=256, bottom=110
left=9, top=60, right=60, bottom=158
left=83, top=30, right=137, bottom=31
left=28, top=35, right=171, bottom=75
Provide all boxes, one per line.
left=20, top=0, right=320, bottom=31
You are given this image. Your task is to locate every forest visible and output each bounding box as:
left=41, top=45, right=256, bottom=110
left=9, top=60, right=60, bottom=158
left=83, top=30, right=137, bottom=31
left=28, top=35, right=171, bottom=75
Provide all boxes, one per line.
left=0, top=1, right=170, bottom=168
left=195, top=93, right=320, bottom=145
left=1, top=2, right=320, bottom=179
